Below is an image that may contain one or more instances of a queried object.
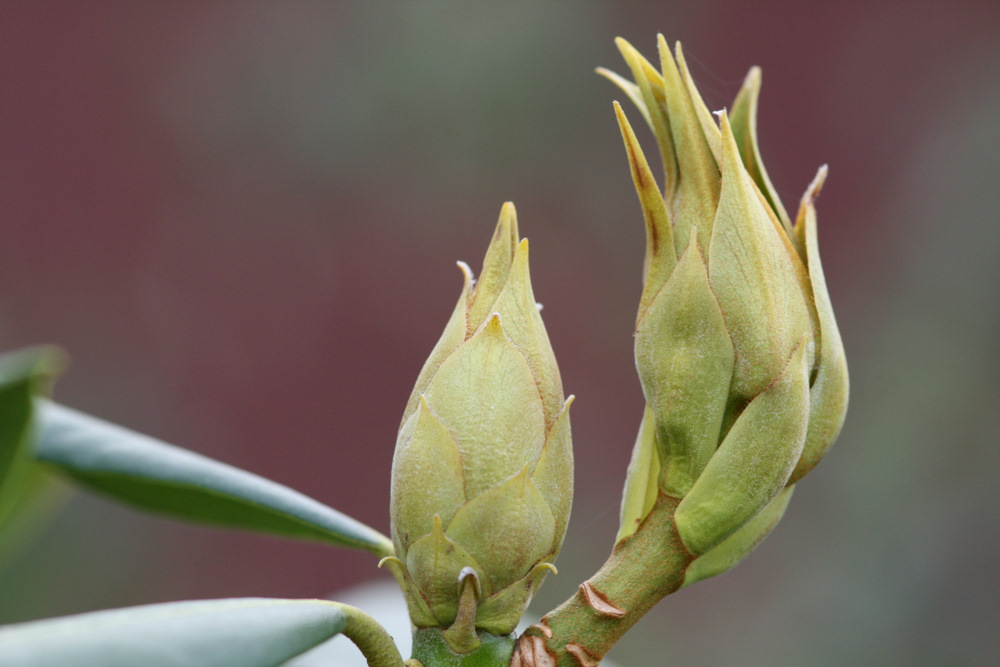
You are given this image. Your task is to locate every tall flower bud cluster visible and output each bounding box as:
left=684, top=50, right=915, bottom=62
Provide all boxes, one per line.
left=386, top=203, right=573, bottom=651
left=605, top=37, right=848, bottom=580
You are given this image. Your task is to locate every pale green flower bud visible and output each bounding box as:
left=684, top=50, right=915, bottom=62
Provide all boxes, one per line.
left=385, top=203, right=573, bottom=652
left=605, top=36, right=848, bottom=562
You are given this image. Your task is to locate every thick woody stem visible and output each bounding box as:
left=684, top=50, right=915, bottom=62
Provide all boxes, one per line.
left=512, top=493, right=693, bottom=666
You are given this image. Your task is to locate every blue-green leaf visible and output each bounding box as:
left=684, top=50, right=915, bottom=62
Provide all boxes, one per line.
left=0, top=598, right=357, bottom=667
left=33, top=401, right=394, bottom=558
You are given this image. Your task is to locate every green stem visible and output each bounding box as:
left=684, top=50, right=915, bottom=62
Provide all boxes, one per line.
left=332, top=602, right=405, bottom=667
left=409, top=627, right=515, bottom=666
left=514, top=493, right=693, bottom=665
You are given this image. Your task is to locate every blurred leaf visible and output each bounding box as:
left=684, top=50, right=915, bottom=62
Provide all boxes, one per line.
left=0, top=347, right=64, bottom=528
left=33, top=401, right=394, bottom=558
left=0, top=597, right=350, bottom=667
left=0, top=468, right=71, bottom=572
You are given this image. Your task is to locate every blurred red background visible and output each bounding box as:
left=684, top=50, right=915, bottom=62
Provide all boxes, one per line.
left=2, top=2, right=998, bottom=664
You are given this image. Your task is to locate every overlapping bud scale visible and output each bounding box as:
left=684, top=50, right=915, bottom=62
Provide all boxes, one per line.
left=387, top=204, right=572, bottom=645
left=607, top=36, right=848, bottom=571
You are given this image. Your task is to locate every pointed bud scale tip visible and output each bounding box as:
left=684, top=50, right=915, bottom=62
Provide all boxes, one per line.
left=378, top=555, right=400, bottom=571
left=794, top=164, right=829, bottom=241
left=802, top=164, right=829, bottom=209
left=674, top=40, right=724, bottom=163
left=612, top=100, right=651, bottom=186
left=613, top=39, right=666, bottom=125
left=628, top=38, right=666, bottom=90
left=500, top=203, right=519, bottom=256
left=616, top=405, right=660, bottom=543
left=499, top=201, right=518, bottom=235
left=597, top=69, right=651, bottom=127
left=468, top=204, right=520, bottom=327
left=456, top=260, right=473, bottom=284
left=656, top=33, right=669, bottom=58
left=717, top=108, right=732, bottom=137
left=638, top=33, right=720, bottom=255
left=655, top=36, right=684, bottom=91
left=536, top=562, right=558, bottom=576
left=482, top=311, right=504, bottom=336
left=613, top=99, right=675, bottom=296
left=457, top=566, right=482, bottom=600
left=442, top=565, right=484, bottom=654
left=612, top=38, right=667, bottom=119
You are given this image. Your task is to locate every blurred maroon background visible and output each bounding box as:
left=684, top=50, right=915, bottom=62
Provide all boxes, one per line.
left=2, top=2, right=999, bottom=664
